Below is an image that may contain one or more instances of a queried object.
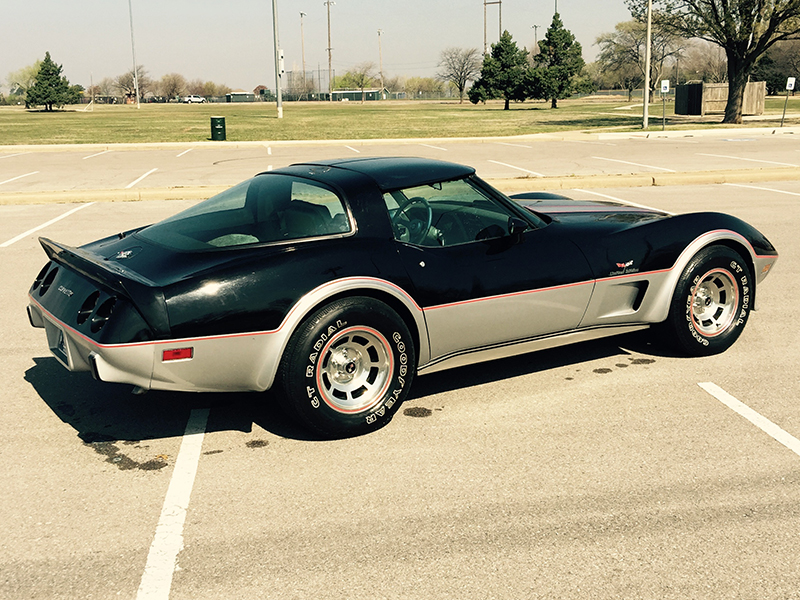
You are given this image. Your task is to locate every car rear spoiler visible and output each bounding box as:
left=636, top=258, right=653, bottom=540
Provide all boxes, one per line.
left=39, top=237, right=171, bottom=338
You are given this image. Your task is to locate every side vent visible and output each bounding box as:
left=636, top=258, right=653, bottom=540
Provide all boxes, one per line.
left=90, top=297, right=117, bottom=333
left=38, top=266, right=59, bottom=296
left=77, top=291, right=101, bottom=325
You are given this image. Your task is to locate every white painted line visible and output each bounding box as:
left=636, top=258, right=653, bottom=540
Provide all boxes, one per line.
left=495, top=142, right=533, bottom=149
left=83, top=150, right=112, bottom=160
left=0, top=171, right=39, bottom=186
left=0, top=203, right=95, bottom=248
left=591, top=156, right=676, bottom=172
left=136, top=408, right=209, bottom=600
left=699, top=382, right=800, bottom=458
left=267, top=165, right=273, bottom=171
left=723, top=183, right=800, bottom=197
left=488, top=160, right=543, bottom=177
left=0, top=152, right=28, bottom=160
left=697, top=153, right=799, bottom=168
left=569, top=140, right=618, bottom=146
left=420, top=143, right=448, bottom=151
left=267, top=146, right=273, bottom=155
left=572, top=188, right=673, bottom=214
left=344, top=145, right=361, bottom=153
left=176, top=148, right=194, bottom=158
left=126, top=168, right=158, bottom=189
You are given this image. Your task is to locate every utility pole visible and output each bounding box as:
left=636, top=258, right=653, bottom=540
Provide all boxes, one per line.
left=643, top=0, right=653, bottom=129
left=272, top=0, right=283, bottom=118
left=483, top=0, right=501, bottom=55
left=127, top=0, right=140, bottom=109
left=377, top=29, right=385, bottom=99
left=325, top=1, right=335, bottom=101
left=300, top=11, right=307, bottom=100
left=531, top=24, right=540, bottom=54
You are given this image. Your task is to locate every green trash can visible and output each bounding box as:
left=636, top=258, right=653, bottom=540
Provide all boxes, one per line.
left=210, top=116, right=226, bottom=141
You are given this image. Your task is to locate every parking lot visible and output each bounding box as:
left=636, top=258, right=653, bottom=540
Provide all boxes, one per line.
left=1, top=136, right=800, bottom=599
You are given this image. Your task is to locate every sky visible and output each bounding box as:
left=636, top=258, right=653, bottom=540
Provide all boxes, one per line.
left=2, top=0, right=632, bottom=93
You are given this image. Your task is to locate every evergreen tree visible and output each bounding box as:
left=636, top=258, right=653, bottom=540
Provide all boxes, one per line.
left=531, top=14, right=585, bottom=108
left=26, top=52, right=71, bottom=111
left=468, top=31, right=531, bottom=110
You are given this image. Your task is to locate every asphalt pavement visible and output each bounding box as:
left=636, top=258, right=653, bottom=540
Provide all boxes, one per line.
left=1, top=131, right=800, bottom=599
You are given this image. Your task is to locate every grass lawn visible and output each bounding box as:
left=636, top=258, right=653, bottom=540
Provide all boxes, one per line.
left=1, top=96, right=798, bottom=145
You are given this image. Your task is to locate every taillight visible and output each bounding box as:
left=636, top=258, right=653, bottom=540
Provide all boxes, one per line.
left=38, top=267, right=58, bottom=296
left=90, top=297, right=117, bottom=333
left=77, top=291, right=101, bottom=325
left=32, top=263, right=50, bottom=291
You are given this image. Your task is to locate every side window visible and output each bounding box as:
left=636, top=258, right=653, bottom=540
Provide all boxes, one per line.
left=282, top=181, right=351, bottom=238
left=383, top=179, right=516, bottom=247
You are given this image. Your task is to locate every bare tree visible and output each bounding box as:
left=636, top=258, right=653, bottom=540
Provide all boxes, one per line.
left=681, top=39, right=727, bottom=83
left=350, top=62, right=377, bottom=102
left=596, top=20, right=685, bottom=95
left=158, top=73, right=187, bottom=101
left=437, top=47, right=481, bottom=103
left=115, top=65, right=151, bottom=100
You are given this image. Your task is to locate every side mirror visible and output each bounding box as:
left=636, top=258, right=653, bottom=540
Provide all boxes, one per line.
left=508, top=217, right=529, bottom=237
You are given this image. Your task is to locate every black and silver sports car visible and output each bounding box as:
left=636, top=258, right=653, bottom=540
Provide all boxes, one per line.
left=27, top=157, right=778, bottom=436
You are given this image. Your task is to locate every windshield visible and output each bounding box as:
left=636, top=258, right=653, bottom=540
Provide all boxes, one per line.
left=137, top=174, right=351, bottom=251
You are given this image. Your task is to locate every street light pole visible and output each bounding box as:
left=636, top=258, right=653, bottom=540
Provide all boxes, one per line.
left=300, top=11, right=307, bottom=100
left=377, top=29, right=385, bottom=99
left=272, top=0, right=283, bottom=118
left=325, top=1, right=335, bottom=102
left=531, top=24, right=540, bottom=54
left=127, top=0, right=140, bottom=109
left=643, top=0, right=653, bottom=129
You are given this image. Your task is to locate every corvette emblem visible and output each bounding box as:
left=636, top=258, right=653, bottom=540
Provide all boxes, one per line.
left=616, top=260, right=634, bottom=269
left=111, top=246, right=142, bottom=260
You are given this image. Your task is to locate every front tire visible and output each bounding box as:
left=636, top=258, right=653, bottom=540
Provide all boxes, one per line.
left=279, top=297, right=416, bottom=437
left=663, top=245, right=752, bottom=356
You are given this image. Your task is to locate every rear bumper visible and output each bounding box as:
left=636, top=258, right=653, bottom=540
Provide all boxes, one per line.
left=28, top=299, right=281, bottom=393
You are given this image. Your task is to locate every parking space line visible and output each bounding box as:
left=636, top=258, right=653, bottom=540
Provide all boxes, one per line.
left=420, top=143, right=448, bottom=151
left=488, top=160, right=543, bottom=176
left=724, top=183, right=800, bottom=197
left=136, top=408, right=209, bottom=600
left=0, top=171, right=39, bottom=186
left=699, top=382, right=800, bottom=458
left=126, top=168, right=158, bottom=189
left=344, top=145, right=361, bottom=153
left=495, top=142, right=533, bottom=149
left=0, top=152, right=28, bottom=160
left=83, top=150, right=112, bottom=160
left=697, top=153, right=799, bottom=167
left=591, top=156, right=676, bottom=172
left=0, top=203, right=95, bottom=248
left=176, top=148, right=194, bottom=158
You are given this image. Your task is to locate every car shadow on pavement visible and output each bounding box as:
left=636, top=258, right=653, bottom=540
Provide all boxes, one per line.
left=408, top=330, right=680, bottom=400
left=25, top=331, right=679, bottom=444
left=24, top=356, right=319, bottom=444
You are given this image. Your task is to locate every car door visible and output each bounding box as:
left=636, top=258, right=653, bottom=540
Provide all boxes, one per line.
left=384, top=178, right=595, bottom=361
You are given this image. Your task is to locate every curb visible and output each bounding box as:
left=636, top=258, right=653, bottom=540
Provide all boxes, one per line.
left=2, top=167, right=798, bottom=205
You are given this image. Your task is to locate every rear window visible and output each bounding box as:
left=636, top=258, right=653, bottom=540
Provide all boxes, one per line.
left=137, top=174, right=351, bottom=251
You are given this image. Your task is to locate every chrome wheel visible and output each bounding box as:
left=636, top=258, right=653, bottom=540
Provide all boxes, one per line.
left=689, top=268, right=739, bottom=337
left=317, top=326, right=393, bottom=413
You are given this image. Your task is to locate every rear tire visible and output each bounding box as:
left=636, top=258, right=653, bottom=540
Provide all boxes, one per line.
left=662, top=245, right=752, bottom=356
left=279, top=297, right=415, bottom=437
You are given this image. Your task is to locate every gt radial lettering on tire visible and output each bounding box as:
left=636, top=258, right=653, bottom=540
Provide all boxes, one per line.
left=279, top=296, right=416, bottom=437
left=663, top=245, right=752, bottom=357
left=316, top=326, right=393, bottom=414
